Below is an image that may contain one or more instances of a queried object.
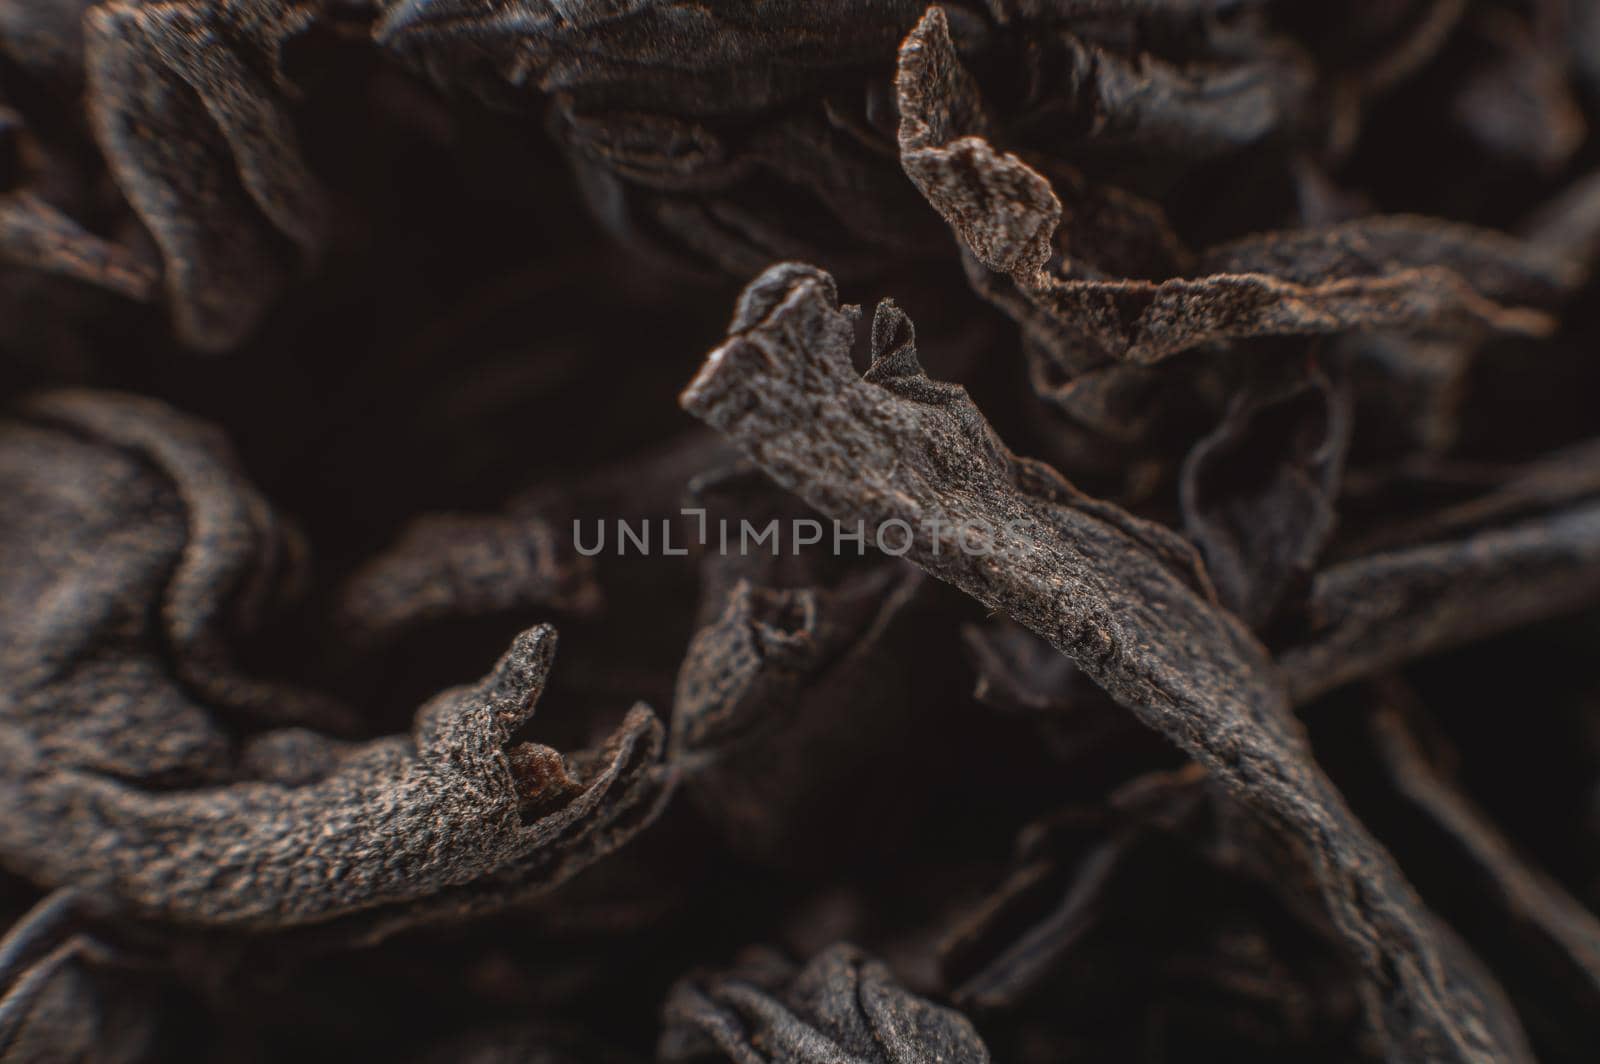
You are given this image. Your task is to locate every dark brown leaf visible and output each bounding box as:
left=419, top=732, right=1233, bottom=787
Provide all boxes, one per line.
left=660, top=943, right=991, bottom=1063
left=682, top=261, right=1532, bottom=1062
left=897, top=7, right=1564, bottom=366
left=0, top=392, right=668, bottom=930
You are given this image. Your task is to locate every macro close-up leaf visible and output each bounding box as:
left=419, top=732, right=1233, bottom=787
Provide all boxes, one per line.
left=2, top=1, right=1599, bottom=1061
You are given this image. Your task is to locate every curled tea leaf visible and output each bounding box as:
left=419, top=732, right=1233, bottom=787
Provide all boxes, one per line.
left=1280, top=498, right=1600, bottom=703
left=1180, top=357, right=1351, bottom=629
left=897, top=7, right=1565, bottom=366
left=336, top=511, right=603, bottom=649
left=0, top=890, right=160, bottom=1063
left=0, top=393, right=668, bottom=930
left=660, top=943, right=991, bottom=1063
left=0, top=191, right=155, bottom=300
left=84, top=0, right=328, bottom=350
left=376, top=0, right=930, bottom=114
left=682, top=261, right=1532, bottom=1062
left=671, top=536, right=923, bottom=861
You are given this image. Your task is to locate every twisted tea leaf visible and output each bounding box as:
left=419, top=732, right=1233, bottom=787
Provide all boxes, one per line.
left=672, top=545, right=922, bottom=861
left=335, top=431, right=729, bottom=653
left=660, top=943, right=991, bottom=1064
left=336, top=512, right=603, bottom=649
left=3, top=624, right=667, bottom=930
left=897, top=7, right=1565, bottom=367
left=85, top=0, right=328, bottom=350
left=0, top=393, right=667, bottom=930
left=0, top=891, right=161, bottom=1063
left=1279, top=498, right=1600, bottom=703
left=681, top=261, right=1531, bottom=1062
left=1365, top=695, right=1600, bottom=1054
left=0, top=191, right=156, bottom=301
left=1179, top=358, right=1351, bottom=630
left=1009, top=23, right=1314, bottom=161
left=376, top=0, right=931, bottom=115
left=0, top=390, right=344, bottom=782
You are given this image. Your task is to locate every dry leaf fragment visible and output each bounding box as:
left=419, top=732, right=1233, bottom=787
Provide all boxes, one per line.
left=897, top=7, right=1565, bottom=366
left=660, top=943, right=991, bottom=1063
left=1280, top=499, right=1600, bottom=703
left=0, top=392, right=667, bottom=930
left=682, top=261, right=1532, bottom=1062
left=0, top=191, right=155, bottom=300
left=336, top=512, right=603, bottom=649
left=1179, top=358, right=1351, bottom=629
left=84, top=0, right=328, bottom=350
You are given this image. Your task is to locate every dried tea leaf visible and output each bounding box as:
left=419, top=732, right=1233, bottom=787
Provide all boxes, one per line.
left=376, top=0, right=930, bottom=115
left=0, top=190, right=155, bottom=300
left=0, top=891, right=160, bottom=1063
left=1201, top=220, right=1578, bottom=308
left=4, top=622, right=666, bottom=930
left=659, top=943, right=991, bottom=1063
left=1366, top=696, right=1600, bottom=1053
left=1179, top=357, right=1351, bottom=628
left=334, top=430, right=728, bottom=654
left=1011, top=25, right=1313, bottom=161
left=84, top=0, right=327, bottom=350
left=1280, top=498, right=1600, bottom=703
left=681, top=261, right=1532, bottom=1062
left=336, top=511, right=603, bottom=649
left=0, top=392, right=668, bottom=929
left=1, top=391, right=344, bottom=781
left=671, top=539, right=922, bottom=861
left=376, top=1, right=962, bottom=278
left=897, top=7, right=1564, bottom=366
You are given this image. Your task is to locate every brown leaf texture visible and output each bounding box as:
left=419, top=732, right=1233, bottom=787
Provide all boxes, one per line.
left=937, top=771, right=1383, bottom=1058
left=1279, top=497, right=1600, bottom=703
left=681, top=261, right=1532, bottom=1062
left=1180, top=357, right=1351, bottom=629
left=0, top=191, right=155, bottom=301
left=4, top=0, right=1600, bottom=1059
left=84, top=0, right=327, bottom=351
left=670, top=510, right=925, bottom=862
left=659, top=943, right=992, bottom=1063
left=335, top=511, right=603, bottom=650
left=376, top=0, right=930, bottom=114
left=896, top=6, right=1567, bottom=367
left=0, top=392, right=667, bottom=930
